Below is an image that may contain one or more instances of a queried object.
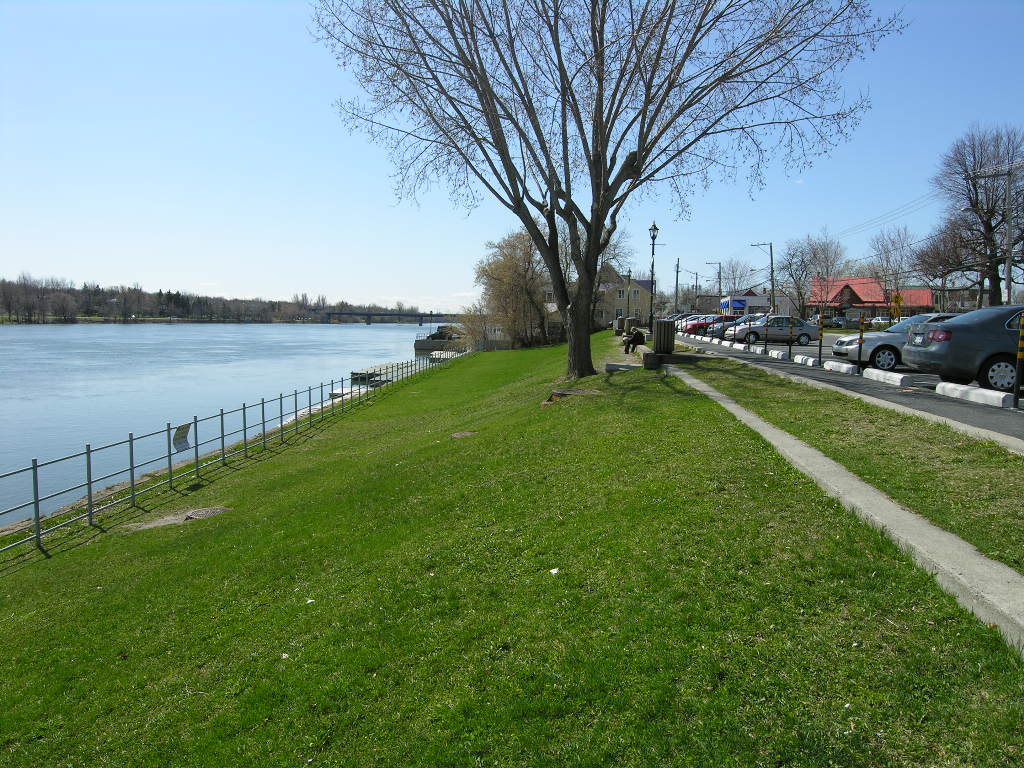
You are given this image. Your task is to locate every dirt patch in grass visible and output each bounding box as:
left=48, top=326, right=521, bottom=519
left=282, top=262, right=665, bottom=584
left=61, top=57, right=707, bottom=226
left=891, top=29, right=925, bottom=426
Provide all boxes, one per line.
left=130, top=506, right=230, bottom=530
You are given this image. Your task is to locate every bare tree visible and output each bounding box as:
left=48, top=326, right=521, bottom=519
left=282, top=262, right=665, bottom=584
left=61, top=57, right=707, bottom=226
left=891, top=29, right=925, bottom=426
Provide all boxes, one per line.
left=913, top=214, right=984, bottom=311
left=720, top=258, right=758, bottom=297
left=779, top=230, right=846, bottom=317
left=314, top=0, right=900, bottom=377
left=932, top=125, right=1024, bottom=306
left=476, top=229, right=550, bottom=346
left=867, top=225, right=913, bottom=312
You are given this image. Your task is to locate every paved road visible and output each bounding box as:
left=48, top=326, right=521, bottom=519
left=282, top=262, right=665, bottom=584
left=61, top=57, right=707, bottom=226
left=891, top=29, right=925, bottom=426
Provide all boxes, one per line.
left=677, top=333, right=1024, bottom=442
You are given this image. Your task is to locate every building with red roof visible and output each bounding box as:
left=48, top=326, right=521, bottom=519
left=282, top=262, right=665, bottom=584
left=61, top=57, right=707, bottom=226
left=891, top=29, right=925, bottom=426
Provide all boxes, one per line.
left=810, top=277, right=933, bottom=318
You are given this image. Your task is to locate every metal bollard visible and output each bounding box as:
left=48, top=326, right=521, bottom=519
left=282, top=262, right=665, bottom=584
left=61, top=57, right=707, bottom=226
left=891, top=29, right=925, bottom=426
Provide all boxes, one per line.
left=857, top=317, right=865, bottom=368
left=219, top=410, right=226, bottom=465
left=193, top=416, right=200, bottom=479
left=87, top=443, right=96, bottom=522
left=31, top=459, right=42, bottom=550
left=165, top=424, right=173, bottom=490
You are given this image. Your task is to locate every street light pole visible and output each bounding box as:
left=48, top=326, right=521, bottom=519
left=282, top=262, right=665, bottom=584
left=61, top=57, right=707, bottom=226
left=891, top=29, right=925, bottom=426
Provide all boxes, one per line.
left=648, top=222, right=659, bottom=329
left=625, top=269, right=632, bottom=319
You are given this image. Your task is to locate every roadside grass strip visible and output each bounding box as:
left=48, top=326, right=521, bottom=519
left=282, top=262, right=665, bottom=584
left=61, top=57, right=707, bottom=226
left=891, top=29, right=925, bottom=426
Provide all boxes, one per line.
left=1, top=335, right=1022, bottom=766
left=678, top=355, right=1024, bottom=574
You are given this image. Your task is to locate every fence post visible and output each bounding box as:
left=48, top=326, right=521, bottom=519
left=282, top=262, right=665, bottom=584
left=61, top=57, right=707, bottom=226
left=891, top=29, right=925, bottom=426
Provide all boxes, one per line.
left=165, top=424, right=173, bottom=490
left=294, top=390, right=299, bottom=435
left=128, top=432, right=136, bottom=506
left=219, top=409, right=226, bottom=465
left=261, top=398, right=267, bottom=449
left=320, top=382, right=324, bottom=421
left=307, top=387, right=312, bottom=426
left=86, top=444, right=95, bottom=524
left=31, top=458, right=42, bottom=550
left=242, top=403, right=248, bottom=458
left=330, top=379, right=335, bottom=415
left=193, top=416, right=200, bottom=479
left=279, top=393, right=284, bottom=443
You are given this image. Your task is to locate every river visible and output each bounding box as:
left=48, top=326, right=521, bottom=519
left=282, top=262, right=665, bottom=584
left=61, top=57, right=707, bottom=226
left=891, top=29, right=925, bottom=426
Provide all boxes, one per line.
left=0, top=322, right=431, bottom=524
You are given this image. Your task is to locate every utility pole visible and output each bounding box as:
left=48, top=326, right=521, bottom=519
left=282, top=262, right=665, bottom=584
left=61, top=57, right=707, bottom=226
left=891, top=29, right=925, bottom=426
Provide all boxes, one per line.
left=706, top=261, right=722, bottom=312
left=674, top=258, right=680, bottom=313
left=751, top=242, right=775, bottom=312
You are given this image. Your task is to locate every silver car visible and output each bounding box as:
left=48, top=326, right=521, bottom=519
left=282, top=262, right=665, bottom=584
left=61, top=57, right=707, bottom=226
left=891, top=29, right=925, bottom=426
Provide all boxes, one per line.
left=831, top=313, right=960, bottom=371
left=724, top=315, right=819, bottom=345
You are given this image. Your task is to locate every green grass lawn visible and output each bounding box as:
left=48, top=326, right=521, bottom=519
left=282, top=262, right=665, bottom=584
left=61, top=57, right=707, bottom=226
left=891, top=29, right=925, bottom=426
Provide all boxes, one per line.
left=676, top=352, right=1024, bottom=573
left=2, top=334, right=1023, bottom=767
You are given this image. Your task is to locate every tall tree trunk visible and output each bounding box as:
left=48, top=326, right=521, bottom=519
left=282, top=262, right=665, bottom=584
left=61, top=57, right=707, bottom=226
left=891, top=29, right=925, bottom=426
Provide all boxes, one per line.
left=564, top=273, right=597, bottom=378
left=987, top=264, right=1003, bottom=306
left=565, top=303, right=596, bottom=378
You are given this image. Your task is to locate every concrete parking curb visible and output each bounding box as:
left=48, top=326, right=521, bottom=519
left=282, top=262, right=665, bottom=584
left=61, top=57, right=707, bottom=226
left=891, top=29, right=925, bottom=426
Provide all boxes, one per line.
left=936, top=382, right=1014, bottom=408
left=678, top=347, right=1024, bottom=456
left=768, top=350, right=789, bottom=360
left=863, top=368, right=914, bottom=387
left=793, top=354, right=821, bottom=367
left=824, top=360, right=860, bottom=375
left=666, top=365, right=1024, bottom=653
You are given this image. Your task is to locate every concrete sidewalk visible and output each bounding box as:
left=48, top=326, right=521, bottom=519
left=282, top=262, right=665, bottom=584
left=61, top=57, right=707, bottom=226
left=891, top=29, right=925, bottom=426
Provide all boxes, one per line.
left=666, top=364, right=1024, bottom=653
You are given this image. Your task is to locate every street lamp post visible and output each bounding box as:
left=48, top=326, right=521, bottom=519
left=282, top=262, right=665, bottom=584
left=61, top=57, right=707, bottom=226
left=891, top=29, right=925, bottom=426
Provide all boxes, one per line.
left=648, top=222, right=659, bottom=330
left=625, top=269, right=632, bottom=319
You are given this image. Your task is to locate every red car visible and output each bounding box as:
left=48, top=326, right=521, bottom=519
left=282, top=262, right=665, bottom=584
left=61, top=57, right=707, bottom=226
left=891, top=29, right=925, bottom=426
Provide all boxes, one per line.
left=683, top=314, right=740, bottom=335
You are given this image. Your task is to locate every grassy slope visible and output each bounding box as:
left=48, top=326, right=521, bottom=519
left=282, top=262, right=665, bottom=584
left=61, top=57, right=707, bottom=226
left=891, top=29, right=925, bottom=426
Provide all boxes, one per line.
left=1, top=334, right=1022, bottom=767
left=677, top=353, right=1024, bottom=572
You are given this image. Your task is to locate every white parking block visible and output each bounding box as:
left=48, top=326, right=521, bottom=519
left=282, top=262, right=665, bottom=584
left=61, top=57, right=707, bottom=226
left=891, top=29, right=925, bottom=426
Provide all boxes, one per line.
left=823, top=360, right=860, bottom=375
left=861, top=368, right=913, bottom=387
left=768, top=350, right=790, bottom=360
left=936, top=382, right=1014, bottom=408
left=793, top=354, right=821, bottom=366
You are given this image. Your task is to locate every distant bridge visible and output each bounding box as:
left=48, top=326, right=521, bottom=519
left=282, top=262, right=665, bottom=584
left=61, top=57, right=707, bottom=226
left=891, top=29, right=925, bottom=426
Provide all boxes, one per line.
left=322, top=310, right=462, bottom=326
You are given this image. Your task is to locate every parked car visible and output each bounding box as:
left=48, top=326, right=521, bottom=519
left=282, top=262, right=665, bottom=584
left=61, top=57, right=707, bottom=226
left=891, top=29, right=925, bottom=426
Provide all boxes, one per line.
left=702, top=314, right=742, bottom=337
left=902, top=305, right=1024, bottom=391
left=831, top=313, right=960, bottom=370
left=810, top=314, right=845, bottom=328
left=868, top=316, right=893, bottom=326
left=724, top=315, right=819, bottom=344
left=682, top=314, right=735, bottom=334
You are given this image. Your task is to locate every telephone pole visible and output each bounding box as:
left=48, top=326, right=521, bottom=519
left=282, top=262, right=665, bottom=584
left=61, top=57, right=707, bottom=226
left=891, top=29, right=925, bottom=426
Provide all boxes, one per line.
left=706, top=261, right=722, bottom=311
left=674, top=258, right=680, bottom=313
left=751, top=242, right=775, bottom=312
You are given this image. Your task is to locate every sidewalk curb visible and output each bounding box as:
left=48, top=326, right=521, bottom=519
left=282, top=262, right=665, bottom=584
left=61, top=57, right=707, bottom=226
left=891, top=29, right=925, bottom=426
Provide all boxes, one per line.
left=676, top=340, right=1024, bottom=456
left=667, top=365, right=1024, bottom=653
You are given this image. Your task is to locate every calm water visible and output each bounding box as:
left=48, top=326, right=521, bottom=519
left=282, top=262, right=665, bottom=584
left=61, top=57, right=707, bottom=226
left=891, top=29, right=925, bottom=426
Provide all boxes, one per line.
left=0, top=323, right=429, bottom=523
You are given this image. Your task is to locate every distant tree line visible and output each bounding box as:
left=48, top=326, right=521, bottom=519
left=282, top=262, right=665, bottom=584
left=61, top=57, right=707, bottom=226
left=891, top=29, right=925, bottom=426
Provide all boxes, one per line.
left=0, top=274, right=423, bottom=324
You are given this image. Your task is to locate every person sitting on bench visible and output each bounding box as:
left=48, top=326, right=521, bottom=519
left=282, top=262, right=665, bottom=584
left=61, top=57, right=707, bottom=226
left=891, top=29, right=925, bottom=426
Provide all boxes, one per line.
left=624, top=327, right=645, bottom=354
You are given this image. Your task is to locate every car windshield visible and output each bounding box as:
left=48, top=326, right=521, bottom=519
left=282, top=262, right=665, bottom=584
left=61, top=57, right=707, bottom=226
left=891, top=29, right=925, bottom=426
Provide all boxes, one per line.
left=885, top=314, right=930, bottom=333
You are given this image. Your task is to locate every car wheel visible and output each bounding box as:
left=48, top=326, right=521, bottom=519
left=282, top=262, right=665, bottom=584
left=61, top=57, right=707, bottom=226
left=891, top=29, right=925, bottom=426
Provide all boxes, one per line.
left=869, top=346, right=899, bottom=371
left=797, top=333, right=810, bottom=346
left=979, top=355, right=1016, bottom=392
left=746, top=332, right=759, bottom=343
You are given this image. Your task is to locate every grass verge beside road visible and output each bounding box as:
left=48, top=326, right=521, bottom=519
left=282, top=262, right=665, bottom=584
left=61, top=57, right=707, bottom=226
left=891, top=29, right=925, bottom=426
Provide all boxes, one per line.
left=2, top=334, right=1023, bottom=766
left=677, top=353, right=1024, bottom=573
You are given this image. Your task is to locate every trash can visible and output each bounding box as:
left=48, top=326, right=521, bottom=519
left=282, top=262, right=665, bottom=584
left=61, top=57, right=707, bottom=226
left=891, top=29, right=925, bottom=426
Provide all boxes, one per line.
left=653, top=319, right=675, bottom=354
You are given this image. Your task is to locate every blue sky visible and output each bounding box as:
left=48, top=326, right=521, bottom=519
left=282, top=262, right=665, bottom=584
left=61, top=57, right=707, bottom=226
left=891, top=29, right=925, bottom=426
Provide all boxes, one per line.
left=2, top=1, right=1023, bottom=312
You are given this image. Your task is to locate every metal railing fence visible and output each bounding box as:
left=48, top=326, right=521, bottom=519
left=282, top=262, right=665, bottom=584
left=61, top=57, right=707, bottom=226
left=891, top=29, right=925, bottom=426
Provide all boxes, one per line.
left=0, top=350, right=468, bottom=555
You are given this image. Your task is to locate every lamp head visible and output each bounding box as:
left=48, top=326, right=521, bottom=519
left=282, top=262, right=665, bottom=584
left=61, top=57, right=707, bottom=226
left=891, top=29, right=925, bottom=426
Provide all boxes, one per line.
left=649, top=221, right=659, bottom=241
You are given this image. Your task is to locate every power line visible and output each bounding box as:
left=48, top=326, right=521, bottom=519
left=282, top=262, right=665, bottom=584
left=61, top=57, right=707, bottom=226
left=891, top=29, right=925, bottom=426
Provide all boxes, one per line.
left=837, top=192, right=943, bottom=238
